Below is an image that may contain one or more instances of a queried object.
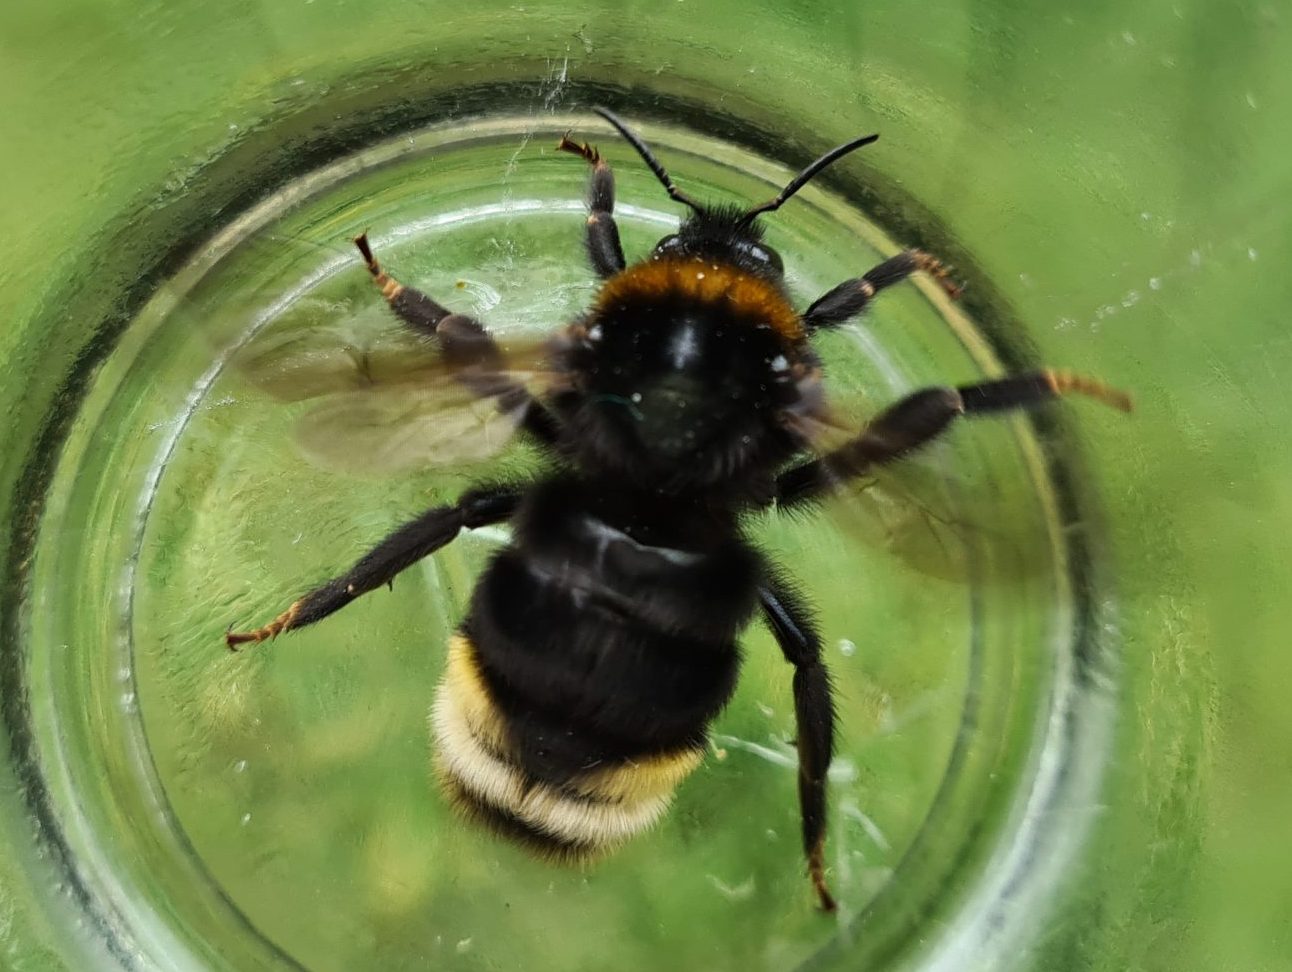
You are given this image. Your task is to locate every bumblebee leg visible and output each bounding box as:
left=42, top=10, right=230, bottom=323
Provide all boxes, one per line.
left=225, top=484, right=520, bottom=650
left=802, top=249, right=961, bottom=331
left=557, top=135, right=626, bottom=278
left=777, top=371, right=1132, bottom=509
left=352, top=235, right=560, bottom=445
left=759, top=576, right=837, bottom=913
left=353, top=232, right=451, bottom=339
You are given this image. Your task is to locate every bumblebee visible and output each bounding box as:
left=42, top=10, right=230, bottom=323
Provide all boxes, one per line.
left=227, top=108, right=1130, bottom=911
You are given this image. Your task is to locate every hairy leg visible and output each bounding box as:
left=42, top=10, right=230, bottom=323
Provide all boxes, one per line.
left=778, top=370, right=1131, bottom=509
left=759, top=573, right=837, bottom=912
left=803, top=249, right=961, bottom=331
left=226, top=484, right=520, bottom=649
left=556, top=135, right=627, bottom=278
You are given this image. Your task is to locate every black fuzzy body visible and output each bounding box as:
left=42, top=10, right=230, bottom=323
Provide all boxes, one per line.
left=428, top=244, right=816, bottom=855
left=471, top=476, right=758, bottom=769
left=441, top=472, right=764, bottom=854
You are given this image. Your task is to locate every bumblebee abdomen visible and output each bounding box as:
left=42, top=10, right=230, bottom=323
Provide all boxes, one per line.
left=431, top=634, right=705, bottom=858
left=429, top=488, right=756, bottom=859
left=466, top=550, right=745, bottom=753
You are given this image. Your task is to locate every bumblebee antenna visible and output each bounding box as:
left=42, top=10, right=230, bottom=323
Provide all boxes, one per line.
left=593, top=106, right=705, bottom=214
left=739, top=132, right=880, bottom=226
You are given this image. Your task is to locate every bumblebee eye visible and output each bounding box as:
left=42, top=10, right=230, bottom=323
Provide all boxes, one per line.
left=769, top=354, right=791, bottom=379
left=734, top=240, right=784, bottom=276
left=586, top=324, right=603, bottom=344
left=653, top=234, right=685, bottom=258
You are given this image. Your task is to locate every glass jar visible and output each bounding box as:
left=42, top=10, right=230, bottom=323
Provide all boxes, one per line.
left=2, top=2, right=1288, bottom=970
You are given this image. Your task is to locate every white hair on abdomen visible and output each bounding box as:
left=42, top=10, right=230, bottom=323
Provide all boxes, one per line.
left=428, top=634, right=704, bottom=856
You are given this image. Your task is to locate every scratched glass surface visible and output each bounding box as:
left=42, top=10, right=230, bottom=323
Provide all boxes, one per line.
left=2, top=2, right=1290, bottom=972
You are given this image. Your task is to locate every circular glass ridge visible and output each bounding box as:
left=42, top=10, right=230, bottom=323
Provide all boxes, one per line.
left=21, top=110, right=1115, bottom=971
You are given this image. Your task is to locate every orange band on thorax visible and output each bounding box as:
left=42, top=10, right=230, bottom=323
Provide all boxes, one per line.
left=593, top=258, right=803, bottom=341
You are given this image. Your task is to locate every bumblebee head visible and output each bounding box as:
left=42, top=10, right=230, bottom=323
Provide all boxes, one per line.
left=593, top=106, right=878, bottom=281
left=651, top=205, right=785, bottom=282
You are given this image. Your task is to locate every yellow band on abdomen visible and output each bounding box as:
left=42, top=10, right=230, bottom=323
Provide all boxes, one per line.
left=431, top=634, right=706, bottom=855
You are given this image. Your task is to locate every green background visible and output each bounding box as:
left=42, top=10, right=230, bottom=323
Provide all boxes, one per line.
left=2, top=1, right=1290, bottom=970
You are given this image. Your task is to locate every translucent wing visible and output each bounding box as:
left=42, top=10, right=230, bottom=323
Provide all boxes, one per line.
left=292, top=384, right=530, bottom=474
left=230, top=297, right=556, bottom=476
left=796, top=399, right=1058, bottom=583
left=235, top=301, right=440, bottom=401
left=867, top=459, right=1058, bottom=582
left=826, top=460, right=975, bottom=580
